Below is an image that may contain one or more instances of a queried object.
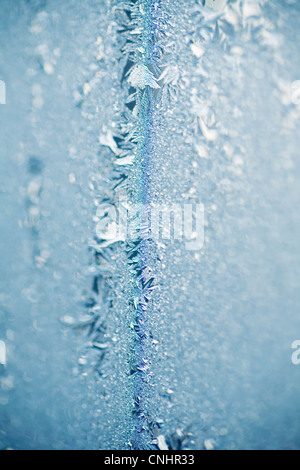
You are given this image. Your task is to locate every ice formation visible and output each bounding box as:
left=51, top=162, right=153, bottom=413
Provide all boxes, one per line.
left=0, top=0, right=300, bottom=450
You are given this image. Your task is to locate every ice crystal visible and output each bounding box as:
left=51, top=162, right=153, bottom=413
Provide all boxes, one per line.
left=128, top=64, right=160, bottom=90
left=1, top=0, right=300, bottom=452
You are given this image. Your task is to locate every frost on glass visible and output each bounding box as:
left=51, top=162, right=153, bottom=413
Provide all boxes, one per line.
left=0, top=0, right=130, bottom=450
left=1, top=0, right=300, bottom=451
left=145, top=0, right=300, bottom=450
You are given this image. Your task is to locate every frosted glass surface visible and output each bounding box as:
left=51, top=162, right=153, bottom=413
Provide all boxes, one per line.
left=0, top=0, right=300, bottom=450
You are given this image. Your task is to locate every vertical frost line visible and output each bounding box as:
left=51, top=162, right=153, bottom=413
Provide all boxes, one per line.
left=97, top=0, right=167, bottom=449
left=84, top=0, right=168, bottom=448
left=76, top=0, right=193, bottom=449
left=117, top=0, right=164, bottom=449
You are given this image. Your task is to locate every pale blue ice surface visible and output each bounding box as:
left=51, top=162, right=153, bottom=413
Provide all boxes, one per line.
left=0, top=0, right=300, bottom=450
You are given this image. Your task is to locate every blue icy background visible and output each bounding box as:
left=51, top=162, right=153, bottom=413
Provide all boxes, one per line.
left=0, top=0, right=300, bottom=450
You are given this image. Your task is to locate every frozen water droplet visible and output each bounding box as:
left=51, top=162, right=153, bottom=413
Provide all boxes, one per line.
left=83, top=82, right=92, bottom=96
left=60, top=316, right=76, bottom=326
left=78, top=357, right=87, bottom=366
left=1, top=376, right=14, bottom=392
left=205, top=0, right=227, bottom=11
left=27, top=180, right=42, bottom=204
left=190, top=43, right=205, bottom=58
left=69, top=173, right=76, bottom=184
left=0, top=340, right=6, bottom=365
left=0, top=80, right=6, bottom=105
left=204, top=439, right=215, bottom=450
left=157, top=435, right=169, bottom=450
left=6, top=330, right=14, bottom=341
left=93, top=342, right=108, bottom=350
left=43, top=62, right=54, bottom=75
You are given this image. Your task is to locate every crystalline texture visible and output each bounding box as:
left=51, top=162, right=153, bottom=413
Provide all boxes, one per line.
left=0, top=0, right=300, bottom=451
